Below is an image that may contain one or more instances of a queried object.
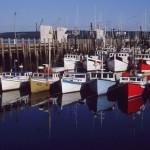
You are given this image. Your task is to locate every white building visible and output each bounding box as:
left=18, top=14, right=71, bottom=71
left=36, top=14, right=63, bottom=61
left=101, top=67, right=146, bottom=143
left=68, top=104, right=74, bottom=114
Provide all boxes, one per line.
left=57, top=27, right=67, bottom=43
left=40, top=25, right=54, bottom=43
left=40, top=25, right=68, bottom=43
left=95, top=27, right=105, bottom=40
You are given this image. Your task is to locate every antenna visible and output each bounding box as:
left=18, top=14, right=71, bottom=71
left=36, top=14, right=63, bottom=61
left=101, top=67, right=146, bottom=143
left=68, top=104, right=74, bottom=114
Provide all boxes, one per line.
left=144, top=8, right=147, bottom=32
left=35, top=22, right=38, bottom=32
left=94, top=5, right=97, bottom=29
left=14, top=12, right=17, bottom=39
left=39, top=18, right=44, bottom=31
left=75, top=5, right=79, bottom=28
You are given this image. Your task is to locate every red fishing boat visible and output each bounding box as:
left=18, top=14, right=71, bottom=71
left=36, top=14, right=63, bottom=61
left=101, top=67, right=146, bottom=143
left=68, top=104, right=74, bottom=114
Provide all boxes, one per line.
left=138, top=60, right=150, bottom=73
left=118, top=76, right=147, bottom=99
left=107, top=76, right=148, bottom=99
left=119, top=83, right=145, bottom=99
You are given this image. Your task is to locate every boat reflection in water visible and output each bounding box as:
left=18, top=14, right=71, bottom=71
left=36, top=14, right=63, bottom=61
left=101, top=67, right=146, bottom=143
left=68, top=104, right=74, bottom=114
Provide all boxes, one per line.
left=86, top=95, right=116, bottom=113
left=1, top=87, right=150, bottom=149
left=29, top=91, right=51, bottom=107
left=56, top=92, right=82, bottom=109
left=117, top=96, right=147, bottom=115
left=0, top=90, right=29, bottom=113
left=86, top=95, right=116, bottom=126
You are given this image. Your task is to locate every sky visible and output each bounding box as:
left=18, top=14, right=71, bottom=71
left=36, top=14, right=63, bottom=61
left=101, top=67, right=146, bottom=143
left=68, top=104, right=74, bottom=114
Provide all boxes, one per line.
left=0, top=0, right=150, bottom=32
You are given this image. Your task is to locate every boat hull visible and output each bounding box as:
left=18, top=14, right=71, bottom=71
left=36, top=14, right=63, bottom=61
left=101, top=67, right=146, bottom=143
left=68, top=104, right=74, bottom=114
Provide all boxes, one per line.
left=61, top=79, right=82, bottom=94
left=117, top=96, right=145, bottom=114
left=1, top=79, right=21, bottom=91
left=83, top=57, right=101, bottom=71
left=118, top=83, right=145, bottom=99
left=30, top=79, right=50, bottom=93
left=81, top=79, right=116, bottom=96
left=107, top=59, right=128, bottom=72
left=139, top=63, right=150, bottom=73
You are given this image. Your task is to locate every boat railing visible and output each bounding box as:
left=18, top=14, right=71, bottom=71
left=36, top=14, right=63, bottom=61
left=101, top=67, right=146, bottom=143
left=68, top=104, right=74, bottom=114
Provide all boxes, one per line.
left=64, top=54, right=81, bottom=60
left=135, top=54, right=150, bottom=60
left=0, top=72, right=33, bottom=77
left=109, top=52, right=129, bottom=58
left=32, top=73, right=45, bottom=78
left=89, top=72, right=115, bottom=81
left=0, top=72, right=13, bottom=77
left=63, top=73, right=87, bottom=82
left=52, top=73, right=60, bottom=78
left=32, top=72, right=60, bottom=79
left=119, top=77, right=147, bottom=85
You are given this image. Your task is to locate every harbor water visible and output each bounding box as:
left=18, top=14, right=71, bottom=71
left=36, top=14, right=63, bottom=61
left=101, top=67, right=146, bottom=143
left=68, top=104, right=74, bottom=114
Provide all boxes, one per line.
left=0, top=91, right=150, bottom=150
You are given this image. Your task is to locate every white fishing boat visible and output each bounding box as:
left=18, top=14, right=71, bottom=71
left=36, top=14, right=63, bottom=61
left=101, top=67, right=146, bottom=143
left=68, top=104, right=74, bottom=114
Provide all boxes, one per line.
left=0, top=72, right=30, bottom=92
left=61, top=73, right=86, bottom=93
left=1, top=78, right=21, bottom=91
left=64, top=54, right=81, bottom=71
left=81, top=71, right=116, bottom=96
left=82, top=55, right=102, bottom=71
left=51, top=72, right=87, bottom=94
left=107, top=52, right=129, bottom=72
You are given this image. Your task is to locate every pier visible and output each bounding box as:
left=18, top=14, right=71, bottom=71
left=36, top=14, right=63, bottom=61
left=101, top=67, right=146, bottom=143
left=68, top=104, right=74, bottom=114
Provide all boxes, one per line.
left=0, top=30, right=150, bottom=72
left=0, top=38, right=100, bottom=72
left=0, top=38, right=61, bottom=72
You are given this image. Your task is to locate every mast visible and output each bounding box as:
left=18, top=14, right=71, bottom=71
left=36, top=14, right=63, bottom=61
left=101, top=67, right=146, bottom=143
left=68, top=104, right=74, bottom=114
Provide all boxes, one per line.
left=101, top=50, right=104, bottom=79
left=48, top=99, right=52, bottom=138
left=48, top=38, right=51, bottom=77
left=144, top=9, right=147, bottom=32
left=94, top=5, right=97, bottom=29
left=13, top=12, right=17, bottom=44
left=103, top=25, right=106, bottom=48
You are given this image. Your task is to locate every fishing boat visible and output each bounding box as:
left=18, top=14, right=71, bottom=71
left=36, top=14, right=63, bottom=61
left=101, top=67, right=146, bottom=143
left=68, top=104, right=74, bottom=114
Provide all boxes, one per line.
left=0, top=72, right=30, bottom=92
left=30, top=73, right=60, bottom=93
left=138, top=61, right=150, bottom=73
left=82, top=55, right=102, bottom=71
left=107, top=52, right=129, bottom=72
left=51, top=72, right=87, bottom=94
left=134, top=54, right=150, bottom=73
left=61, top=73, right=86, bottom=93
left=81, top=71, right=116, bottom=96
left=64, top=54, right=81, bottom=71
left=117, top=76, right=147, bottom=99
left=135, top=54, right=150, bottom=65
left=30, top=41, right=60, bottom=94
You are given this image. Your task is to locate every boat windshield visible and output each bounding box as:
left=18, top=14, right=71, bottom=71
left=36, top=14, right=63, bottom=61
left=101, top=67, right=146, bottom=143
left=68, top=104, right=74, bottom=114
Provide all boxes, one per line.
left=75, top=75, right=85, bottom=78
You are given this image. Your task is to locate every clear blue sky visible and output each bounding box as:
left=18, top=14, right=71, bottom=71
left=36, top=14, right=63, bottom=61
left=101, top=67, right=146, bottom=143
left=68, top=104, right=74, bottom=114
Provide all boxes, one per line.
left=0, top=0, right=149, bottom=32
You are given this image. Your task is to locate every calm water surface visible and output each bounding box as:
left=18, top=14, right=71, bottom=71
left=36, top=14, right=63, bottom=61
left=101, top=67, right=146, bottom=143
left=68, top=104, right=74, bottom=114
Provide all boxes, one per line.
left=0, top=91, right=150, bottom=150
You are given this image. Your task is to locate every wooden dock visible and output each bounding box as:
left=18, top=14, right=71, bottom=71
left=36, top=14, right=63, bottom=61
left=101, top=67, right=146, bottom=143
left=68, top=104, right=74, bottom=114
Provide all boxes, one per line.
left=0, top=35, right=150, bottom=72
left=0, top=38, right=99, bottom=72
